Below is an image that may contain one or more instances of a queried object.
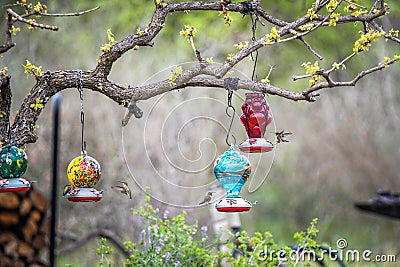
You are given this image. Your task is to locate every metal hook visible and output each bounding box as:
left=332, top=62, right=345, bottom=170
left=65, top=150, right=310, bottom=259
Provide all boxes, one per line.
left=224, top=77, right=239, bottom=146
left=225, top=105, right=237, bottom=146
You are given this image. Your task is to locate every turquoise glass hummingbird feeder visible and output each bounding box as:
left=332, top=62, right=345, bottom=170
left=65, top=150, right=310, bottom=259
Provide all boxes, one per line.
left=0, top=144, right=31, bottom=192
left=214, top=145, right=252, bottom=212
left=239, top=93, right=273, bottom=153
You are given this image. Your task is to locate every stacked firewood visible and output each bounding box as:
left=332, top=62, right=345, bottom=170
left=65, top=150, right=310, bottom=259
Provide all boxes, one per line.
left=0, top=187, right=48, bottom=267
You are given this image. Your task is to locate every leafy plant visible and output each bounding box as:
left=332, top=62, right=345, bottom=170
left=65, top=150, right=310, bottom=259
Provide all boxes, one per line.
left=97, top=238, right=113, bottom=267
left=123, top=188, right=217, bottom=266
left=93, top=188, right=329, bottom=267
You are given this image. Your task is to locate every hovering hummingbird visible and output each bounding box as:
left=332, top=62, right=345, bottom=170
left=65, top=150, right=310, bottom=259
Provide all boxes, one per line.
left=111, top=181, right=132, bottom=199
left=63, top=184, right=73, bottom=196
left=275, top=130, right=292, bottom=144
left=199, top=191, right=215, bottom=205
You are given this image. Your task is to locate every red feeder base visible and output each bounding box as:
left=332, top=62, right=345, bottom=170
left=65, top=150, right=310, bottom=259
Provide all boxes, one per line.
left=0, top=178, right=31, bottom=193
left=216, top=206, right=251, bottom=212
left=65, top=187, right=103, bottom=202
left=67, top=196, right=102, bottom=202
left=215, top=197, right=252, bottom=212
left=239, top=138, right=273, bottom=153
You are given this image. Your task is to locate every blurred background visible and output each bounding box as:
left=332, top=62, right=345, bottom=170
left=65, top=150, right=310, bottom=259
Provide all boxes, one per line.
left=1, top=0, right=400, bottom=265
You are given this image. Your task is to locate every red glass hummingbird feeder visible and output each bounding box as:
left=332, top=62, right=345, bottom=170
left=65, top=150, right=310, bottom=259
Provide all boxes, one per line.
left=0, top=144, right=31, bottom=193
left=239, top=92, right=273, bottom=153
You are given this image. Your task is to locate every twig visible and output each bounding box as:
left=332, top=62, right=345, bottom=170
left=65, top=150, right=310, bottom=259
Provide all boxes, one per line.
left=344, top=0, right=366, bottom=9
left=189, top=36, right=204, bottom=62
left=6, top=8, right=58, bottom=31
left=298, top=36, right=323, bottom=60
left=39, top=6, right=100, bottom=17
left=0, top=13, right=16, bottom=53
left=302, top=57, right=398, bottom=95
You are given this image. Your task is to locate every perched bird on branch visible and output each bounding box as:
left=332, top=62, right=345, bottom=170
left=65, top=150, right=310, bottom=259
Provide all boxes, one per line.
left=199, top=191, right=215, bottom=205
left=111, top=181, right=132, bottom=199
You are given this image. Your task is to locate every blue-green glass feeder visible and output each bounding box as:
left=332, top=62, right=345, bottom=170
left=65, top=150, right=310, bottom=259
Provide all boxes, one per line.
left=0, top=144, right=31, bottom=192
left=214, top=145, right=252, bottom=212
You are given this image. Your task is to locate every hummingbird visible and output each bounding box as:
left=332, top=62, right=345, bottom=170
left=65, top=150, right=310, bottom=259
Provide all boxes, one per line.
left=63, top=184, right=74, bottom=196
left=0, top=179, right=9, bottom=187
left=19, top=178, right=36, bottom=185
left=90, top=188, right=104, bottom=196
left=199, top=191, right=215, bottom=205
left=111, top=181, right=132, bottom=199
left=275, top=130, right=292, bottom=144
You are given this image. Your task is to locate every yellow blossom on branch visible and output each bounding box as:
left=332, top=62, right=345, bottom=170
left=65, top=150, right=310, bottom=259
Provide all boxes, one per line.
left=30, top=97, right=44, bottom=111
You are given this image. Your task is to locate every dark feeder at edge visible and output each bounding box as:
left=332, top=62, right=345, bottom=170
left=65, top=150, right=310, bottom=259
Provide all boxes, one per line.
left=0, top=144, right=31, bottom=192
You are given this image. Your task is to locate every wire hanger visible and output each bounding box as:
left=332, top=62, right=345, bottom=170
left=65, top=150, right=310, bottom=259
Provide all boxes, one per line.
left=76, top=70, right=86, bottom=154
left=224, top=77, right=239, bottom=146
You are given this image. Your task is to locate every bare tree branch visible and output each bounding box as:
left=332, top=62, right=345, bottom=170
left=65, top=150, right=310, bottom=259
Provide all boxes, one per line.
left=0, top=13, right=16, bottom=53
left=39, top=6, right=100, bottom=17
left=0, top=0, right=398, bottom=145
left=6, top=8, right=58, bottom=31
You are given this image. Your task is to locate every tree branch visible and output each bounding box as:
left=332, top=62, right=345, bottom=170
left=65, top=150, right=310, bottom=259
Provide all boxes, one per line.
left=1, top=0, right=399, bottom=145
left=0, top=13, right=16, bottom=53
left=302, top=57, right=398, bottom=95
left=6, top=8, right=58, bottom=31
left=39, top=6, right=100, bottom=17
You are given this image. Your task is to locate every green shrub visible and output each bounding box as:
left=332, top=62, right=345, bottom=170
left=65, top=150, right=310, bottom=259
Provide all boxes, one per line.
left=93, top=188, right=327, bottom=267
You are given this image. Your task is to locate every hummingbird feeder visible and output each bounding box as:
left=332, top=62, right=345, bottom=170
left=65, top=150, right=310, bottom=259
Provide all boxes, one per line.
left=214, top=145, right=252, bottom=212
left=214, top=78, right=252, bottom=212
left=0, top=144, right=31, bottom=192
left=64, top=71, right=103, bottom=202
left=65, top=154, right=102, bottom=202
left=239, top=92, right=273, bottom=153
